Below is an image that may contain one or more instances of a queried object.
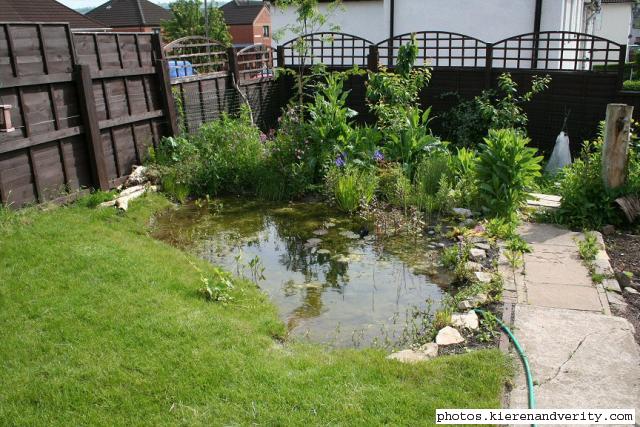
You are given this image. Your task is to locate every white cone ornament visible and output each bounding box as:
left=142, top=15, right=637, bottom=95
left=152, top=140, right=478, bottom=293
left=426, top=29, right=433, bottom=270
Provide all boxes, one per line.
left=545, top=131, right=572, bottom=175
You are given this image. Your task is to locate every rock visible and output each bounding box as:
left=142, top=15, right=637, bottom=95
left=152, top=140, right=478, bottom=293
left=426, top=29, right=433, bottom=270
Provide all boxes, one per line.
left=435, top=326, right=465, bottom=346
left=305, top=238, right=322, bottom=247
left=465, top=261, right=484, bottom=272
left=387, top=349, right=436, bottom=363
left=436, top=243, right=446, bottom=249
left=601, top=224, right=616, bottom=236
left=427, top=230, right=436, bottom=236
left=419, top=342, right=439, bottom=357
left=624, top=287, right=639, bottom=295
left=325, top=222, right=336, bottom=228
left=333, top=255, right=350, bottom=264
left=469, top=248, right=487, bottom=260
left=317, top=249, right=331, bottom=255
left=451, top=311, right=479, bottom=330
left=459, top=219, right=475, bottom=228
left=339, top=230, right=360, bottom=239
left=452, top=207, right=473, bottom=218
left=457, top=300, right=473, bottom=310
left=475, top=271, right=493, bottom=284
left=616, top=271, right=633, bottom=289
left=313, top=229, right=328, bottom=236
left=475, top=243, right=491, bottom=251
left=469, top=293, right=489, bottom=306
left=123, top=165, right=148, bottom=188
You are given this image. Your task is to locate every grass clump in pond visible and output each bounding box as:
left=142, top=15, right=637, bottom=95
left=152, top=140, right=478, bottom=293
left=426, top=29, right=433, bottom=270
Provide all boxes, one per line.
left=0, top=194, right=511, bottom=425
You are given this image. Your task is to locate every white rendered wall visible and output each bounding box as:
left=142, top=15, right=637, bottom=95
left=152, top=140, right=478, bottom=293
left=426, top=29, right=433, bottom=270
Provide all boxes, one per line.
left=592, top=3, right=633, bottom=47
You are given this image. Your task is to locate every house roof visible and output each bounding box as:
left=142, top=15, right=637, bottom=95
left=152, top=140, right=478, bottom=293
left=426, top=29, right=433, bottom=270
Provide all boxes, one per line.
left=87, top=0, right=173, bottom=28
left=0, top=0, right=106, bottom=29
left=220, top=1, right=267, bottom=25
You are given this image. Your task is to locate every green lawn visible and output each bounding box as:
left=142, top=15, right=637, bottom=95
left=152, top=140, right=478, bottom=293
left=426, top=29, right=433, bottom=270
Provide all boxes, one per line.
left=0, top=194, right=510, bottom=425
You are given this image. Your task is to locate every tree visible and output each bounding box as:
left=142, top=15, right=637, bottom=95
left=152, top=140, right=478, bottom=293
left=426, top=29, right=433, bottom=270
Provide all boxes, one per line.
left=162, top=0, right=231, bottom=45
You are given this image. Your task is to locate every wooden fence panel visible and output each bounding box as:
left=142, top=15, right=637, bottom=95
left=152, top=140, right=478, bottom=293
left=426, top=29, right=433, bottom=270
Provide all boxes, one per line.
left=0, top=23, right=177, bottom=207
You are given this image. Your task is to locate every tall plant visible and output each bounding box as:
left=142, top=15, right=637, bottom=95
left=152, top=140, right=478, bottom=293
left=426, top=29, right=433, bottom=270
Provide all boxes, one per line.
left=162, top=0, right=231, bottom=45
left=476, top=129, right=543, bottom=219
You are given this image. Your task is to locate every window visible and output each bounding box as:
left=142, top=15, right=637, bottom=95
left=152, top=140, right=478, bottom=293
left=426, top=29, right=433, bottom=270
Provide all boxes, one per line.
left=263, top=25, right=270, bottom=37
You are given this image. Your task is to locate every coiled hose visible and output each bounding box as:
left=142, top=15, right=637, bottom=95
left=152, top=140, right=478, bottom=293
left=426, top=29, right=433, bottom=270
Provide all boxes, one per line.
left=474, top=308, right=536, bottom=427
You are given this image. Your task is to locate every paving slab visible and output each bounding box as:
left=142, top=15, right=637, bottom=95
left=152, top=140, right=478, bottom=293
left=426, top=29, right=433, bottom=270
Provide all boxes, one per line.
left=517, top=223, right=581, bottom=247
left=509, top=304, right=640, bottom=410
left=526, top=282, right=605, bottom=312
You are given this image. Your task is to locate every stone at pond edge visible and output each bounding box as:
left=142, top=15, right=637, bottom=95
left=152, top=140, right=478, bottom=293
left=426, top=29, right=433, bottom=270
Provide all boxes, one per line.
left=419, top=342, right=439, bottom=358
left=624, top=287, right=639, bottom=295
left=452, top=208, right=473, bottom=218
left=457, top=293, right=489, bottom=310
left=465, top=261, right=484, bottom=272
left=451, top=311, right=479, bottom=330
left=458, top=300, right=474, bottom=310
left=435, top=326, right=465, bottom=346
left=386, top=348, right=436, bottom=363
left=339, top=230, right=360, bottom=239
left=317, top=249, right=331, bottom=255
left=475, top=271, right=493, bottom=284
left=474, top=243, right=491, bottom=251
left=305, top=238, right=322, bottom=247
left=313, top=229, right=329, bottom=236
left=469, top=248, right=487, bottom=260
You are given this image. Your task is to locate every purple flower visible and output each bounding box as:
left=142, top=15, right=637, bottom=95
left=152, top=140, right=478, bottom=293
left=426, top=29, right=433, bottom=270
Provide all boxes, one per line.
left=260, top=133, right=268, bottom=143
left=335, top=153, right=346, bottom=167
left=373, top=150, right=384, bottom=161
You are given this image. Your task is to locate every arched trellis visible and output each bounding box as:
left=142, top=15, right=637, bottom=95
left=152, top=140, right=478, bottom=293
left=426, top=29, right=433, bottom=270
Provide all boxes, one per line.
left=376, top=31, right=489, bottom=68
left=278, top=32, right=373, bottom=68
left=163, top=36, right=228, bottom=81
left=236, top=44, right=276, bottom=82
left=491, top=31, right=624, bottom=71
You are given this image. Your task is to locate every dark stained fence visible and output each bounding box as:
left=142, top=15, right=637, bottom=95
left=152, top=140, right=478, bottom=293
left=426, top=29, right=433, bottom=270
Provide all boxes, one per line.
left=0, top=22, right=177, bottom=207
left=276, top=30, right=634, bottom=155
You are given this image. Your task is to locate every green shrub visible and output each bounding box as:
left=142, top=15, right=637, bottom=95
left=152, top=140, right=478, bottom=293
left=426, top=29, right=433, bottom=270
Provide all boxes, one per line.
left=413, top=153, right=452, bottom=197
left=378, top=164, right=412, bottom=208
left=623, top=80, right=640, bottom=91
left=556, top=134, right=640, bottom=229
left=151, top=109, right=265, bottom=198
left=328, top=166, right=379, bottom=213
left=476, top=129, right=542, bottom=219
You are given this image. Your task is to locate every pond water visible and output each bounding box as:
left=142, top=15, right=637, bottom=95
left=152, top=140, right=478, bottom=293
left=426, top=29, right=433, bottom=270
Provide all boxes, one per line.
left=153, top=198, right=450, bottom=347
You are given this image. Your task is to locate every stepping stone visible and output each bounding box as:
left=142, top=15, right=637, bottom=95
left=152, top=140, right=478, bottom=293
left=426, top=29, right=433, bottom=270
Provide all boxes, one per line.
left=339, top=230, right=360, bottom=239
left=313, top=229, right=328, bottom=236
left=435, top=326, right=465, bottom=346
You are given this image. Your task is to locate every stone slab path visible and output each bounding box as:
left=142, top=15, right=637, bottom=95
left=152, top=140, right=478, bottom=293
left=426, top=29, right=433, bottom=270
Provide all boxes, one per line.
left=502, top=223, right=640, bottom=414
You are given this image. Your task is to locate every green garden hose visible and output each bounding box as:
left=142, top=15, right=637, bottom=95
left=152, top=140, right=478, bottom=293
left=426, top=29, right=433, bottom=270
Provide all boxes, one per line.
left=474, top=308, right=537, bottom=427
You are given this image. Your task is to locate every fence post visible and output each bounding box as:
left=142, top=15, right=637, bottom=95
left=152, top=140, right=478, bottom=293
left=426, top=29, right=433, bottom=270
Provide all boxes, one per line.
left=617, top=45, right=627, bottom=91
left=151, top=33, right=179, bottom=137
left=276, top=45, right=285, bottom=68
left=485, top=43, right=494, bottom=89
left=227, top=47, right=240, bottom=83
left=367, top=45, right=379, bottom=71
left=602, top=103, right=634, bottom=190
left=75, top=63, right=109, bottom=190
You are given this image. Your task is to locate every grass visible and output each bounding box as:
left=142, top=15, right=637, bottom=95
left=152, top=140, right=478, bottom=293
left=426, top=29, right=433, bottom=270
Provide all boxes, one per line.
left=0, top=194, right=511, bottom=425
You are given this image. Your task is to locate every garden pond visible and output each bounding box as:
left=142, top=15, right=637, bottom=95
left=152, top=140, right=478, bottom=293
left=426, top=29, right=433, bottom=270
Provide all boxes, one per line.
left=153, top=198, right=452, bottom=347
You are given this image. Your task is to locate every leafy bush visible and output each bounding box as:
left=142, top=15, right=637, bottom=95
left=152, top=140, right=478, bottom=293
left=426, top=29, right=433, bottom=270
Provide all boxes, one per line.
left=151, top=109, right=265, bottom=198
left=476, top=129, right=542, bottom=219
left=327, top=166, right=379, bottom=213
left=556, top=133, right=640, bottom=229
left=623, top=80, right=640, bottom=91
left=378, top=164, right=412, bottom=208
left=441, top=73, right=551, bottom=148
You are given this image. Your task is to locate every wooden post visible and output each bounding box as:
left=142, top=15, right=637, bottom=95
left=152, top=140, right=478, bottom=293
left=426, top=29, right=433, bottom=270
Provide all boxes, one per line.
left=485, top=43, right=494, bottom=89
left=617, top=45, right=627, bottom=91
left=75, top=64, right=109, bottom=190
left=367, top=45, right=379, bottom=71
left=151, top=32, right=179, bottom=137
left=276, top=45, right=285, bottom=68
left=602, top=103, right=634, bottom=190
left=227, top=47, right=240, bottom=83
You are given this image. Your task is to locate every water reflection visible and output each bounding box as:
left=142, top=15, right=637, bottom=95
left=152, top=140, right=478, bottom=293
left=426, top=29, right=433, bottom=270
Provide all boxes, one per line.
left=153, top=198, right=447, bottom=347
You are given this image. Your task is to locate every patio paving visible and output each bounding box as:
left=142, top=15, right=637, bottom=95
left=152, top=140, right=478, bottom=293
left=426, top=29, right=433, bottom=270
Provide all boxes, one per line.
left=502, top=223, right=640, bottom=413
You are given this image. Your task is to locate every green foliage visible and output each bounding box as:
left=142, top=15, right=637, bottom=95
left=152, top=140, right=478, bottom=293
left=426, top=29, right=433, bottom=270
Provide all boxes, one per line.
left=78, top=190, right=117, bottom=209
left=151, top=109, right=264, bottom=198
left=378, top=165, right=412, bottom=208
left=162, top=0, right=231, bottom=45
left=383, top=108, right=443, bottom=178
left=623, top=80, right=640, bottom=91
left=476, top=129, right=542, bottom=219
left=442, top=73, right=551, bottom=148
left=366, top=35, right=431, bottom=131
left=577, top=231, right=600, bottom=263
left=192, top=262, right=235, bottom=304
left=477, top=73, right=551, bottom=132
left=485, top=217, right=518, bottom=240
left=327, top=166, right=379, bottom=213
